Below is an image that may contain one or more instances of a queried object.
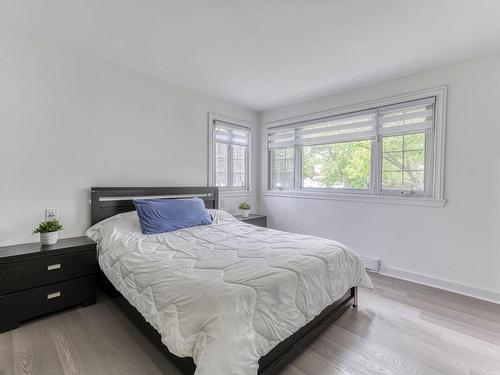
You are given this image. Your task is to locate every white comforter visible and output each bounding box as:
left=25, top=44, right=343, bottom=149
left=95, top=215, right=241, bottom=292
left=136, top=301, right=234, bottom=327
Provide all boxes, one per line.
left=86, top=210, right=372, bottom=375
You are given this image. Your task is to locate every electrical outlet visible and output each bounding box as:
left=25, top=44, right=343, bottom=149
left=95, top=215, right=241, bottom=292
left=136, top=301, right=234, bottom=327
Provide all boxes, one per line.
left=45, top=208, right=58, bottom=221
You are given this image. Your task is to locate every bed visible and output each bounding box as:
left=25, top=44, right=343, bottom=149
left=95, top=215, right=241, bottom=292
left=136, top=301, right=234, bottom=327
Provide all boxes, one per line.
left=88, top=186, right=372, bottom=375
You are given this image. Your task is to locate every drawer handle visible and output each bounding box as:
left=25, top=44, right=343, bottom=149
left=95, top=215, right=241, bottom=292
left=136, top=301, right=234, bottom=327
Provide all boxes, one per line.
left=47, top=292, right=61, bottom=300
left=47, top=264, right=61, bottom=271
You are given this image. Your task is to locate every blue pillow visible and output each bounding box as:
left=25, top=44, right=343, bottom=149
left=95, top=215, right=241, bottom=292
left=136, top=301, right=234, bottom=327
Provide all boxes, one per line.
left=133, top=197, right=212, bottom=234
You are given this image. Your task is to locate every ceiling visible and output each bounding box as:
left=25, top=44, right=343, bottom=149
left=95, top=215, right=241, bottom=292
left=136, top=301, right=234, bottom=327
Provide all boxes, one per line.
left=1, top=0, right=500, bottom=111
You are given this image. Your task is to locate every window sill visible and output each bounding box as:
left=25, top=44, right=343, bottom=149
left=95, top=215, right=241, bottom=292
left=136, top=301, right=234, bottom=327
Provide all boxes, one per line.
left=220, top=190, right=255, bottom=197
left=263, top=190, right=446, bottom=207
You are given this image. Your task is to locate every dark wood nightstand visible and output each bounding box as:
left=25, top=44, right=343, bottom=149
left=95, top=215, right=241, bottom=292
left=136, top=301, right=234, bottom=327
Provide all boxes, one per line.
left=0, top=236, right=97, bottom=333
left=234, top=214, right=267, bottom=228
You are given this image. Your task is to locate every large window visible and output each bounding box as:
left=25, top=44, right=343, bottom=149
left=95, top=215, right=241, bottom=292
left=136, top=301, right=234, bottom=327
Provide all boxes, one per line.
left=211, top=119, right=250, bottom=190
left=267, top=92, right=446, bottom=204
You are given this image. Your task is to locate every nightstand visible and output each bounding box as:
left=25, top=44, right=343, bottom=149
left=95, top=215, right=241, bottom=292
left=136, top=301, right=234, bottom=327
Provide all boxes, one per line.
left=234, top=214, right=267, bottom=228
left=0, top=236, right=97, bottom=333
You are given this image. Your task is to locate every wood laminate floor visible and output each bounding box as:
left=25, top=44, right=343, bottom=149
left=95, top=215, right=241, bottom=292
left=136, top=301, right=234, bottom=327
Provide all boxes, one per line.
left=1, top=273, right=499, bottom=375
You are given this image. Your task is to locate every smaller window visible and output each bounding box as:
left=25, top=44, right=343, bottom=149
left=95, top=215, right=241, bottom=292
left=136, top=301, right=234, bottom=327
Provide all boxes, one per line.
left=378, top=97, right=434, bottom=196
left=232, top=144, right=247, bottom=188
left=211, top=120, right=250, bottom=190
left=381, top=133, right=426, bottom=192
left=215, top=142, right=228, bottom=187
left=270, top=147, right=295, bottom=189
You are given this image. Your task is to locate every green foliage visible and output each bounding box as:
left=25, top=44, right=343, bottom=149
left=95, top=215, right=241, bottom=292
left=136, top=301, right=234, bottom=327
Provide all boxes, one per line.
left=302, top=140, right=371, bottom=189
left=382, top=133, right=425, bottom=190
left=239, top=202, right=251, bottom=210
left=33, top=219, right=64, bottom=234
left=301, top=132, right=425, bottom=191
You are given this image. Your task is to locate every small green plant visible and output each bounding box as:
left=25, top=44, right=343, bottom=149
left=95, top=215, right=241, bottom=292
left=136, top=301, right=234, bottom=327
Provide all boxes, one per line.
left=33, top=219, right=64, bottom=234
left=239, top=202, right=251, bottom=210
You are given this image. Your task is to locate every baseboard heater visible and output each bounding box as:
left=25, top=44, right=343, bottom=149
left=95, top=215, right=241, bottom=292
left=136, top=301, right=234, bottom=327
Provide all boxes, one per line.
left=359, top=256, right=380, bottom=273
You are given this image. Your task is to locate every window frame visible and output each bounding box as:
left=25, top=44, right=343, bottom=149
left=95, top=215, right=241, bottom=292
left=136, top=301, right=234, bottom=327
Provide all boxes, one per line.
left=265, top=87, right=447, bottom=207
left=269, top=146, right=296, bottom=190
left=299, top=139, right=374, bottom=194
left=378, top=129, right=433, bottom=198
left=208, top=113, right=252, bottom=192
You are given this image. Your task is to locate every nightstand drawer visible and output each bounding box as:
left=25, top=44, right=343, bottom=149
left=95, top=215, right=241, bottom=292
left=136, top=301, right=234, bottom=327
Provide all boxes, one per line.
left=242, top=216, right=267, bottom=227
left=234, top=214, right=268, bottom=228
left=0, top=251, right=96, bottom=294
left=0, top=275, right=96, bottom=330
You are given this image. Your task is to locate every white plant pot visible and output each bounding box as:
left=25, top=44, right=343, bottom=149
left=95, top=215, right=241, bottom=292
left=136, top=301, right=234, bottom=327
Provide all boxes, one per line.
left=240, top=209, right=250, bottom=218
left=40, top=231, right=59, bottom=246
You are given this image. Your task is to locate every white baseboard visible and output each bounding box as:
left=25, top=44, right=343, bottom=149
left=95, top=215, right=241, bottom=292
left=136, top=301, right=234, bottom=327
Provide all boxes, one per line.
left=379, top=266, right=500, bottom=305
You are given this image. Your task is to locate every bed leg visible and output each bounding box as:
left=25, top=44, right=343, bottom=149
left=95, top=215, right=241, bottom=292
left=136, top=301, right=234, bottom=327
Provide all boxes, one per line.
left=353, top=287, right=358, bottom=308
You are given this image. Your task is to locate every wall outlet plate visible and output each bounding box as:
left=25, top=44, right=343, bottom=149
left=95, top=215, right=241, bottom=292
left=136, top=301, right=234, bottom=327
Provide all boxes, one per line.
left=45, top=208, right=58, bottom=221
left=359, top=255, right=381, bottom=273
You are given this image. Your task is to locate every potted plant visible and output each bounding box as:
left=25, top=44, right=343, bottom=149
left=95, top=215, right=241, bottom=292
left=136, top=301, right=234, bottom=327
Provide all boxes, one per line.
left=239, top=202, right=251, bottom=218
left=33, top=219, right=64, bottom=245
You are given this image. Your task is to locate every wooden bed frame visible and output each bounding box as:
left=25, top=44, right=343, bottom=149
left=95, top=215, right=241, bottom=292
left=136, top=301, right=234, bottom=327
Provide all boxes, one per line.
left=90, top=186, right=358, bottom=375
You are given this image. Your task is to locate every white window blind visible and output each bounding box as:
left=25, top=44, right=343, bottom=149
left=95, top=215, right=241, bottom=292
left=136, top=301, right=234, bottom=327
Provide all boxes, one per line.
left=296, top=109, right=377, bottom=145
left=378, top=97, right=435, bottom=136
left=267, top=109, right=377, bottom=149
left=267, top=127, right=295, bottom=149
left=214, top=121, right=250, bottom=146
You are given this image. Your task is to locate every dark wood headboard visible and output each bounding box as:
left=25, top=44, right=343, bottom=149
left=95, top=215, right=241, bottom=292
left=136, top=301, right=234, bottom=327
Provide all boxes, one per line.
left=90, top=186, right=219, bottom=225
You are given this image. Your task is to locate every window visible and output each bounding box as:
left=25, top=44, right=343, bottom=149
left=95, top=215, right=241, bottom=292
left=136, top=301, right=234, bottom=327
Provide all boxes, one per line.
left=267, top=89, right=446, bottom=205
left=303, top=140, right=371, bottom=189
left=215, top=142, right=228, bottom=186
left=210, top=119, right=250, bottom=190
left=382, top=133, right=425, bottom=192
left=378, top=98, right=434, bottom=195
left=270, top=147, right=294, bottom=189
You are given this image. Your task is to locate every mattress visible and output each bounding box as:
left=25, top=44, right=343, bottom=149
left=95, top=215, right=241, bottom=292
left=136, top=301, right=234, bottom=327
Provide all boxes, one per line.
left=86, top=209, right=372, bottom=375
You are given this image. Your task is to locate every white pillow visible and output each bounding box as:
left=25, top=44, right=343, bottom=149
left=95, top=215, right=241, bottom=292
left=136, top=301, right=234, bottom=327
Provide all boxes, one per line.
left=86, top=209, right=237, bottom=243
left=207, top=209, right=238, bottom=224
left=85, top=211, right=141, bottom=243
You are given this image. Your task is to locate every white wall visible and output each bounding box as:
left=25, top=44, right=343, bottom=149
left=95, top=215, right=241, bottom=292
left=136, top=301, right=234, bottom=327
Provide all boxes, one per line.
left=0, top=28, right=258, bottom=246
left=2, top=26, right=499, bottom=303
left=259, top=52, right=500, bottom=303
